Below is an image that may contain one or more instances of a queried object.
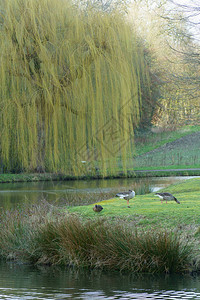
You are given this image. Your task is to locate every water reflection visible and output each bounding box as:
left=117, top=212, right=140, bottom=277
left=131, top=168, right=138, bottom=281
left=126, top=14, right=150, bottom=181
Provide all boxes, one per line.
left=1, top=262, right=200, bottom=299
left=0, top=176, right=199, bottom=209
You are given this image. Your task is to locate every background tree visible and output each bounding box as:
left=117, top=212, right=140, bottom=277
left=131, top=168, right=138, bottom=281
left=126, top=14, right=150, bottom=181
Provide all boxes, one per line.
left=159, top=0, right=200, bottom=127
left=128, top=0, right=200, bottom=130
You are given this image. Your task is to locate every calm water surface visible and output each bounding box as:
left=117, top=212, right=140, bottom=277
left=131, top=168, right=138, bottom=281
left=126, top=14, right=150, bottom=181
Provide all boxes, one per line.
left=1, top=262, right=200, bottom=299
left=0, top=176, right=198, bottom=209
left=0, top=176, right=200, bottom=299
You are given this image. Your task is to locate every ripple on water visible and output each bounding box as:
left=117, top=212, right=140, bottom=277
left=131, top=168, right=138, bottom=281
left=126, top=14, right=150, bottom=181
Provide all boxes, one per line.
left=105, top=290, right=200, bottom=300
left=1, top=288, right=200, bottom=299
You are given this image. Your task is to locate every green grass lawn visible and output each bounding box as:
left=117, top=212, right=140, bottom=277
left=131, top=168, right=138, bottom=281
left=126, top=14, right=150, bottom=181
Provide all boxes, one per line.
left=132, top=126, right=200, bottom=171
left=69, top=177, right=200, bottom=236
left=134, top=125, right=200, bottom=156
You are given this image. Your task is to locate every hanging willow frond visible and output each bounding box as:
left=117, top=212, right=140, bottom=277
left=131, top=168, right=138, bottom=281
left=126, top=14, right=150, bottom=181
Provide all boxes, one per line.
left=0, top=0, right=150, bottom=176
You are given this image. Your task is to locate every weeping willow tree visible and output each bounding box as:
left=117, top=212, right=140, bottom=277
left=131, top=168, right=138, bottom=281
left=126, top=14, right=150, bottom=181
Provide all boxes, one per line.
left=0, top=0, right=150, bottom=176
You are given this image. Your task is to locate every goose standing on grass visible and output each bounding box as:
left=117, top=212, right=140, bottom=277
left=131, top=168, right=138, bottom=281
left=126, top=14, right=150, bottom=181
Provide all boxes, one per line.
left=93, top=205, right=103, bottom=212
left=155, top=192, right=180, bottom=204
left=116, top=190, right=135, bottom=208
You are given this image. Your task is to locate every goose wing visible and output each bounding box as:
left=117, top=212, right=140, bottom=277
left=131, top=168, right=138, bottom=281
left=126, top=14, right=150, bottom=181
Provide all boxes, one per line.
left=116, top=191, right=130, bottom=198
left=161, top=192, right=173, bottom=197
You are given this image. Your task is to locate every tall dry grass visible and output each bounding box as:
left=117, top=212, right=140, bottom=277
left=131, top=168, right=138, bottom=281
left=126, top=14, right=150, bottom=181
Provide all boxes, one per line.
left=0, top=202, right=192, bottom=273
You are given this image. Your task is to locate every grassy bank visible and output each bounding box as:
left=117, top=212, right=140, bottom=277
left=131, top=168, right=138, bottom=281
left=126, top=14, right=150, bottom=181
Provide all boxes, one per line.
left=0, top=168, right=200, bottom=184
left=0, top=202, right=192, bottom=273
left=69, top=178, right=200, bottom=230
left=135, top=125, right=200, bottom=156
left=0, top=178, right=199, bottom=273
left=133, top=126, right=200, bottom=170
left=0, top=173, right=78, bottom=183
left=68, top=177, right=200, bottom=271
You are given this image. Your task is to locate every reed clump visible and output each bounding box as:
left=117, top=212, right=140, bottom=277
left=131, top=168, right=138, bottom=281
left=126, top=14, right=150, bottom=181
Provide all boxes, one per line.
left=0, top=202, right=192, bottom=273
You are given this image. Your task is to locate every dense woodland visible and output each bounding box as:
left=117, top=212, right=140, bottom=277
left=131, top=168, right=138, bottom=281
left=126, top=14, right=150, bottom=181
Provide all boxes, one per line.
left=0, top=0, right=199, bottom=175
left=130, top=0, right=200, bottom=129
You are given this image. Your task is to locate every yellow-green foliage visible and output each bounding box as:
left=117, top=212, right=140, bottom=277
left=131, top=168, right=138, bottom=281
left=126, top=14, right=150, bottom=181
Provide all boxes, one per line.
left=0, top=0, right=150, bottom=175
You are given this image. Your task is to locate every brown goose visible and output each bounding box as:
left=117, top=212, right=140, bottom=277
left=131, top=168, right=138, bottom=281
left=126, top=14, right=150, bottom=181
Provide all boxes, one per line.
left=116, top=190, right=135, bottom=207
left=155, top=192, right=180, bottom=204
left=93, top=204, right=103, bottom=212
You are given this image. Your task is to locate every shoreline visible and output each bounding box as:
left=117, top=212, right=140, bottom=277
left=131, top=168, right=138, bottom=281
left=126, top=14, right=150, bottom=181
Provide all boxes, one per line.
left=0, top=169, right=200, bottom=183
left=0, top=177, right=200, bottom=273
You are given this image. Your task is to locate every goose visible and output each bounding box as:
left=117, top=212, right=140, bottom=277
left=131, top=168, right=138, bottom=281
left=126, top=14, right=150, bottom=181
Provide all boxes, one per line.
left=116, top=190, right=135, bottom=207
left=93, top=204, right=103, bottom=212
left=155, top=192, right=180, bottom=204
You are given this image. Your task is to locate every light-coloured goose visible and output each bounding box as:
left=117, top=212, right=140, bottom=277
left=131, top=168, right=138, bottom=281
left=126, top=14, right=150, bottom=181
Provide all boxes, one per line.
left=93, top=204, right=103, bottom=212
left=116, top=190, right=135, bottom=207
left=155, top=192, right=180, bottom=204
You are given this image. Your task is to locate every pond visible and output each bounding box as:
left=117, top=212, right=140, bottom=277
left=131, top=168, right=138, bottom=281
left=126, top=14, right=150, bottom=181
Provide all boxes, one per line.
left=0, top=176, right=198, bottom=209
left=1, top=262, right=200, bottom=299
left=0, top=176, right=200, bottom=299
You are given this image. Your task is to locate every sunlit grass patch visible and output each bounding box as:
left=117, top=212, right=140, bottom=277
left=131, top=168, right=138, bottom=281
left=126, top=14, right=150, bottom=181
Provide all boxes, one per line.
left=68, top=178, right=200, bottom=229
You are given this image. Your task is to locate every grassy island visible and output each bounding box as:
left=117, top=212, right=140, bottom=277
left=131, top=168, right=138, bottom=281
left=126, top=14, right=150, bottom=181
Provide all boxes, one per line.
left=0, top=177, right=200, bottom=274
